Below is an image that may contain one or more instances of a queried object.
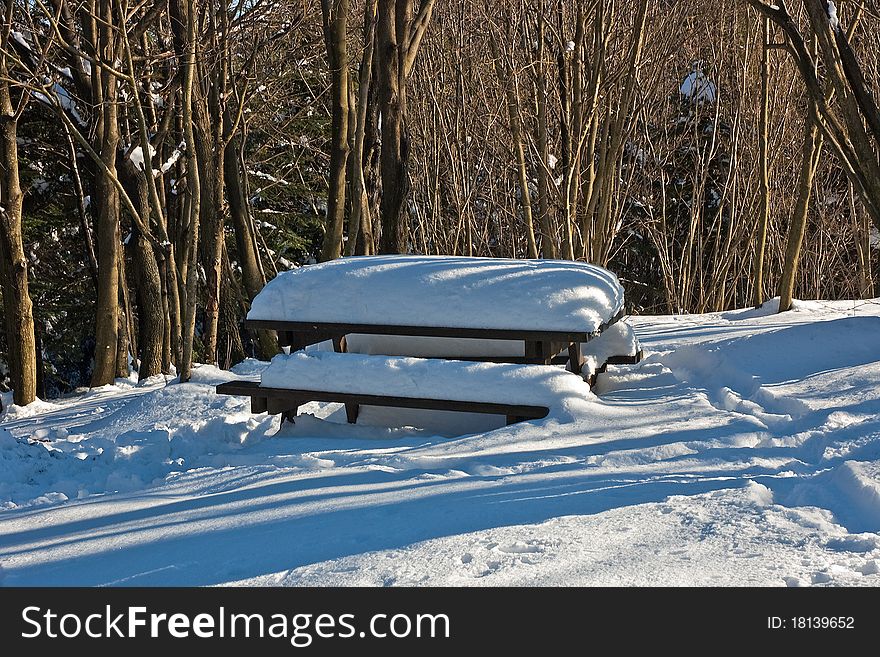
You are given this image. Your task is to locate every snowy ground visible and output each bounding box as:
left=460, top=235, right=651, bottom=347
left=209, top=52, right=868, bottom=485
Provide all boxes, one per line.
left=1, top=299, right=879, bottom=586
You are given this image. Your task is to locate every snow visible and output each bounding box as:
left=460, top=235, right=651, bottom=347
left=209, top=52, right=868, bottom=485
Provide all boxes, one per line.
left=680, top=63, right=717, bottom=104
left=33, top=83, right=87, bottom=127
left=248, top=170, right=289, bottom=185
left=11, top=31, right=32, bottom=52
left=159, top=144, right=184, bottom=174
left=1, top=299, right=880, bottom=586
left=248, top=256, right=625, bottom=333
left=582, top=320, right=640, bottom=375
left=827, top=1, right=839, bottom=32
left=128, top=143, right=155, bottom=172
left=260, top=351, right=592, bottom=419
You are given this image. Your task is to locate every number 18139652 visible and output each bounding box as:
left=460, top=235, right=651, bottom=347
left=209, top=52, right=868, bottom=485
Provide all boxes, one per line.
left=768, top=616, right=855, bottom=630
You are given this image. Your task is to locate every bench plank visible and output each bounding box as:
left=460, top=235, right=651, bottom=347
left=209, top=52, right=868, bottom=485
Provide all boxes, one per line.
left=216, top=380, right=549, bottom=425
left=245, top=319, right=594, bottom=343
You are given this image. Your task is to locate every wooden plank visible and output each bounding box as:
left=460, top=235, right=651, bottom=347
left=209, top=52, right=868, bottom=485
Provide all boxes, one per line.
left=239, top=386, right=550, bottom=419
left=267, top=396, right=299, bottom=415
left=245, top=319, right=593, bottom=343
left=216, top=381, right=263, bottom=396
left=605, top=349, right=643, bottom=365
left=218, top=383, right=549, bottom=420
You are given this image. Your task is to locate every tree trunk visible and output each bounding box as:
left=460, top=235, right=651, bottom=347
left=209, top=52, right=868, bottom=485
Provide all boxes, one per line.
left=752, top=17, right=771, bottom=308
left=193, top=77, right=225, bottom=367
left=534, top=1, right=556, bottom=259
left=116, top=261, right=131, bottom=379
left=346, top=0, right=378, bottom=257
left=90, top=0, right=122, bottom=387
left=489, top=31, right=538, bottom=258
left=374, top=0, right=435, bottom=254
left=225, top=126, right=278, bottom=359
left=377, top=0, right=409, bottom=254
left=320, top=0, right=351, bottom=261
left=359, top=51, right=382, bottom=255
left=179, top=0, right=202, bottom=382
left=555, top=2, right=575, bottom=260
left=778, top=105, right=823, bottom=312
left=131, top=232, right=164, bottom=379
left=0, top=72, right=37, bottom=405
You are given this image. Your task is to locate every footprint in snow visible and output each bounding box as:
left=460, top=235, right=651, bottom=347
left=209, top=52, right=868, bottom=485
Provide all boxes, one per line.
left=497, top=541, right=545, bottom=555
left=857, top=560, right=879, bottom=575
left=824, top=535, right=877, bottom=554
left=811, top=571, right=833, bottom=584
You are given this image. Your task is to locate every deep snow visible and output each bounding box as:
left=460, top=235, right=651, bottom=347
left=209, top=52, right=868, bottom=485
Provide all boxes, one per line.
left=1, top=298, right=879, bottom=586
left=248, top=255, right=625, bottom=333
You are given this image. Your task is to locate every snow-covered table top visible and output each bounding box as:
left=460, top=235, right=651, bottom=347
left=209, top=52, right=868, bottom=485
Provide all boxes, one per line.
left=248, top=255, right=625, bottom=335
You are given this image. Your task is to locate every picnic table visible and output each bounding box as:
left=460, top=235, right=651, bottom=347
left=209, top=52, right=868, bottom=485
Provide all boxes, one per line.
left=244, top=255, right=626, bottom=375
left=218, top=255, right=636, bottom=426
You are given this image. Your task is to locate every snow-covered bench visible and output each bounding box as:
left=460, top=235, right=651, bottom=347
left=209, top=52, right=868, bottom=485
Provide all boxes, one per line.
left=216, top=351, right=593, bottom=425
left=221, top=256, right=639, bottom=428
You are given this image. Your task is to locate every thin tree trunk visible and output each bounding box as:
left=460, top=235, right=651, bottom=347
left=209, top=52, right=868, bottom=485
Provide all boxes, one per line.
left=752, top=17, right=771, bottom=308
left=320, top=0, right=351, bottom=261
left=489, top=31, right=538, bottom=259
left=180, top=0, right=202, bottom=382
left=778, top=105, right=823, bottom=312
left=61, top=122, right=99, bottom=289
left=0, top=59, right=37, bottom=405
left=225, top=124, right=278, bottom=359
left=535, top=0, right=556, bottom=259
left=131, top=231, right=164, bottom=379
left=359, top=52, right=382, bottom=255
left=116, top=260, right=131, bottom=379
left=90, top=0, right=122, bottom=387
left=347, top=0, right=378, bottom=256
left=556, top=0, right=575, bottom=260
left=377, top=0, right=408, bottom=254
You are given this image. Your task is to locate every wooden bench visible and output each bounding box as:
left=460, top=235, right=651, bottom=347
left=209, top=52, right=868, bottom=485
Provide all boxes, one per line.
left=216, top=380, right=550, bottom=426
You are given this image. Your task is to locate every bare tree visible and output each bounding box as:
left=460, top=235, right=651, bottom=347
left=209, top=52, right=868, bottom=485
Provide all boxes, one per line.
left=0, top=0, right=37, bottom=405
left=376, top=0, right=436, bottom=253
left=319, top=0, right=350, bottom=261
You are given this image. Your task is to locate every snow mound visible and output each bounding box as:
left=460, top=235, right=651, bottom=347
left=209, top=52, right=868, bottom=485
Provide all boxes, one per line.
left=830, top=461, right=880, bottom=531
left=0, top=385, right=277, bottom=509
left=1, top=397, right=61, bottom=420
left=248, top=255, right=625, bottom=333
left=582, top=321, right=640, bottom=374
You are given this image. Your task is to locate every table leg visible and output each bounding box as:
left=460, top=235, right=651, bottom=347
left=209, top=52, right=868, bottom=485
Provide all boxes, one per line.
left=345, top=402, right=359, bottom=424
left=332, top=335, right=347, bottom=353
left=525, top=340, right=552, bottom=364
left=568, top=341, right=584, bottom=375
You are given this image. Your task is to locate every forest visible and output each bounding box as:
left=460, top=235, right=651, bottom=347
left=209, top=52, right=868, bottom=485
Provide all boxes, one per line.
left=1, top=0, right=878, bottom=405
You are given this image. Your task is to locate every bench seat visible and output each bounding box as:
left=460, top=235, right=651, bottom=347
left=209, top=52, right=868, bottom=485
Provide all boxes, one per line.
left=216, top=351, right=593, bottom=425
left=215, top=380, right=550, bottom=425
